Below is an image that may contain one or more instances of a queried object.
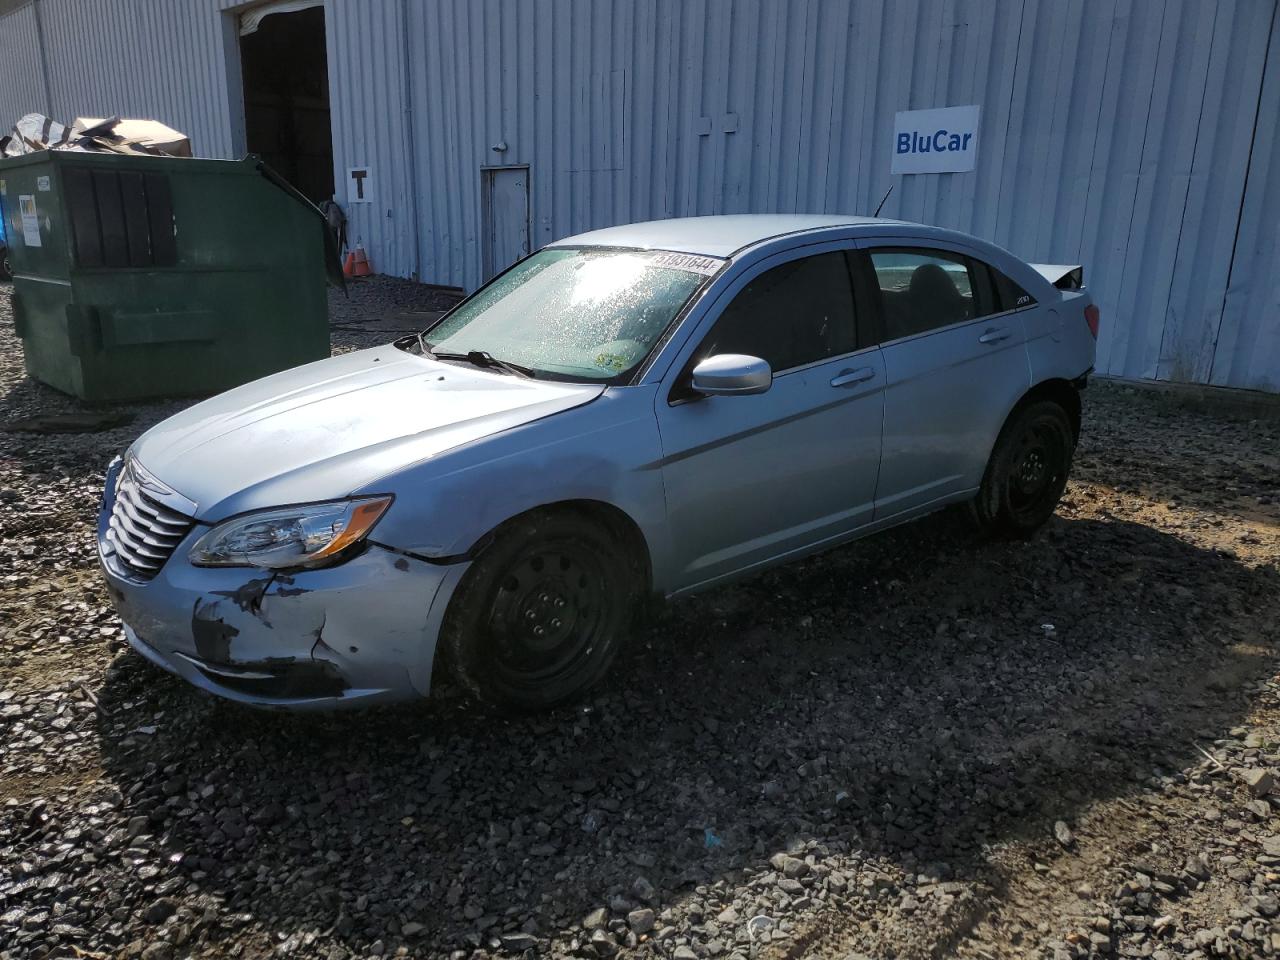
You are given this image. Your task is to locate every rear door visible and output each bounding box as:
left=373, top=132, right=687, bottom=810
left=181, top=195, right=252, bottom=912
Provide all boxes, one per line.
left=856, top=242, right=1031, bottom=518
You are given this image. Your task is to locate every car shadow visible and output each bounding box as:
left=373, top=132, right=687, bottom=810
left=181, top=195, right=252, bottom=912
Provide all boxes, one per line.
left=92, top=511, right=1280, bottom=954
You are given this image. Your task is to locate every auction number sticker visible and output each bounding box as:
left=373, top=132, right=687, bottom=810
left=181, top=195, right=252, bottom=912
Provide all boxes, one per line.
left=650, top=252, right=725, bottom=276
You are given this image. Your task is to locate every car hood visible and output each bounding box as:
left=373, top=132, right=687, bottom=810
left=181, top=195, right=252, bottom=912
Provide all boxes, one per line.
left=130, top=344, right=604, bottom=519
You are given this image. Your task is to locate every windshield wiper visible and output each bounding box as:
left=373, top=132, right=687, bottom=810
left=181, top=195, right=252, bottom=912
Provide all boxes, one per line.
left=426, top=346, right=535, bottom=379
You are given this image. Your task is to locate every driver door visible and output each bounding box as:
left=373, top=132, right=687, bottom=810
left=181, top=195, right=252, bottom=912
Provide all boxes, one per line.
left=655, top=246, right=885, bottom=591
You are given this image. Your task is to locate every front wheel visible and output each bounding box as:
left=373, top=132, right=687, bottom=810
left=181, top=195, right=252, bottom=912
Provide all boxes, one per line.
left=971, top=400, right=1075, bottom=538
left=441, top=512, right=638, bottom=711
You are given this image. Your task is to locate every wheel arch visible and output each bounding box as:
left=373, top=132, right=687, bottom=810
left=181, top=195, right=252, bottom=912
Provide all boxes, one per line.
left=978, top=375, right=1082, bottom=493
left=465, top=498, right=654, bottom=596
left=1007, top=377, right=1082, bottom=441
left=971, top=377, right=1080, bottom=536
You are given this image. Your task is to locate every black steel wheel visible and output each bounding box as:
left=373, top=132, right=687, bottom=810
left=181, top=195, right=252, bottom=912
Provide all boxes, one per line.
left=442, top=511, right=639, bottom=710
left=971, top=400, right=1075, bottom=537
left=0, top=249, right=11, bottom=281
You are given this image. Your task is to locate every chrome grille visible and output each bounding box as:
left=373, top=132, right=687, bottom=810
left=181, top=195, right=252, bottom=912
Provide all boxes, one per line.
left=105, top=461, right=194, bottom=580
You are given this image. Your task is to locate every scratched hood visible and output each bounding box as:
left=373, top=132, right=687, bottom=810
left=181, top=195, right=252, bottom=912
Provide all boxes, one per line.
left=130, top=344, right=603, bottom=519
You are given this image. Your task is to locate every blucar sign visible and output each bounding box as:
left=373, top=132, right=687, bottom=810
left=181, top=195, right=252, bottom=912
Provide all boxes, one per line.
left=892, top=105, right=981, bottom=174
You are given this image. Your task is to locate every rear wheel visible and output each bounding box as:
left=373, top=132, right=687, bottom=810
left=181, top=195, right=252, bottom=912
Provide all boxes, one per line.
left=442, top=511, right=638, bottom=711
left=971, top=400, right=1075, bottom=537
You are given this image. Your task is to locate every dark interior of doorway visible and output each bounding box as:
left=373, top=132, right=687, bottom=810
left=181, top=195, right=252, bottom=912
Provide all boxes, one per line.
left=239, top=6, right=334, bottom=204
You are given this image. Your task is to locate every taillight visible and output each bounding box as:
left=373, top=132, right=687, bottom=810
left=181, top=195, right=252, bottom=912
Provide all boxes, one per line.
left=1084, top=304, right=1100, bottom=339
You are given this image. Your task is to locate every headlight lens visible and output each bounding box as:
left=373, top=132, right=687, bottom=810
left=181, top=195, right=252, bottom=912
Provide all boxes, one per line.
left=188, top=496, right=393, bottom=569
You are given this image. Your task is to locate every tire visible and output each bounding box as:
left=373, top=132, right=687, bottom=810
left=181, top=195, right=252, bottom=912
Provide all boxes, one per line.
left=441, top=511, right=639, bottom=711
left=970, top=400, right=1075, bottom=538
left=0, top=250, right=11, bottom=282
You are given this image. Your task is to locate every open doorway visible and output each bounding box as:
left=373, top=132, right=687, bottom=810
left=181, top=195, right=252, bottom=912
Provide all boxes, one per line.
left=238, top=3, right=334, bottom=204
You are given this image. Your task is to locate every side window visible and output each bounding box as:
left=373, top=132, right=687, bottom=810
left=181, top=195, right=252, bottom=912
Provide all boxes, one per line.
left=695, top=252, right=856, bottom=373
left=992, top=268, right=1037, bottom=310
left=869, top=248, right=997, bottom=340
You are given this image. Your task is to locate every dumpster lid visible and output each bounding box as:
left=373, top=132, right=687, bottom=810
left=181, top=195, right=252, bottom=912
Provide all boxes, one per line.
left=253, top=158, right=347, bottom=290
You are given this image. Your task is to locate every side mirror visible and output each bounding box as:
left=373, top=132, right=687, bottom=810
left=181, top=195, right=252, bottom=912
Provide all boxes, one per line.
left=690, top=354, right=772, bottom=397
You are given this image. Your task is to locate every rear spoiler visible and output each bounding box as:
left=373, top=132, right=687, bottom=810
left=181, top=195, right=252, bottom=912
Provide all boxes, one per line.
left=1029, top=263, right=1084, bottom=291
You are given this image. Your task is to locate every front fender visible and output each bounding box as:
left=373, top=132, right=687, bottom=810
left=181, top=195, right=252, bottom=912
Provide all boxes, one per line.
left=364, top=385, right=675, bottom=591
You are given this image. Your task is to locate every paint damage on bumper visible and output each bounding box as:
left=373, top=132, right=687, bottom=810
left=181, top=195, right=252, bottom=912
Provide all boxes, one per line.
left=101, top=532, right=469, bottom=710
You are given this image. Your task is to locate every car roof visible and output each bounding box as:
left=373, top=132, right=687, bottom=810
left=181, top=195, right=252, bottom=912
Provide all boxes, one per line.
left=551, top=214, right=912, bottom=258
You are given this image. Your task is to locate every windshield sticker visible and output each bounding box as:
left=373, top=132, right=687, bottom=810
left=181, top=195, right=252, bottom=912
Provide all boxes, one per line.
left=650, top=252, right=725, bottom=276
left=594, top=352, right=629, bottom=372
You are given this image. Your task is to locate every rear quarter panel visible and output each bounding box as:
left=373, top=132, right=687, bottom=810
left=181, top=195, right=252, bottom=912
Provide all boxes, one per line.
left=1025, top=289, right=1098, bottom=384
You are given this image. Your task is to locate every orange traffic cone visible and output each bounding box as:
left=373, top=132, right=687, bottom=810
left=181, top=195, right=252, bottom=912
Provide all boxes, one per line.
left=342, top=249, right=356, bottom=278
left=351, top=243, right=373, bottom=277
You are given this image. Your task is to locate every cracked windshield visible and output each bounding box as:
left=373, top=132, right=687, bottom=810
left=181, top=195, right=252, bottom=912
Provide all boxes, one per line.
left=423, top=248, right=720, bottom=380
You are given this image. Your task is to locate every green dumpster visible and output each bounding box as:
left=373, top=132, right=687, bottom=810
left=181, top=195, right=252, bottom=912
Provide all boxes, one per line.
left=0, top=152, right=340, bottom=402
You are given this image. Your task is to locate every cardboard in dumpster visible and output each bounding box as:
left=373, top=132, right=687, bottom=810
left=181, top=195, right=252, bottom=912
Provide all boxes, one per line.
left=0, top=113, right=191, bottom=158
left=73, top=117, right=192, bottom=157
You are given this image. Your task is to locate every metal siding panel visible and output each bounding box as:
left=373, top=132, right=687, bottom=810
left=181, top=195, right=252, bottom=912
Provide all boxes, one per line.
left=625, top=0, right=656, bottom=223
left=551, top=0, right=573, bottom=246
left=1211, top=2, right=1280, bottom=391
left=1111, top=1, right=1218, bottom=380
left=29, top=0, right=235, bottom=159
left=672, top=0, right=705, bottom=217
left=809, top=0, right=851, bottom=215
left=327, top=0, right=413, bottom=279
left=531, top=0, right=556, bottom=250
left=698, top=0, right=730, bottom=215
left=914, top=0, right=952, bottom=222
left=732, top=0, right=775, bottom=213
left=1044, top=1, right=1110, bottom=261
left=797, top=0, right=839, bottom=214
left=1001, top=0, right=1071, bottom=257
left=1082, top=0, right=1165, bottom=379
left=724, top=0, right=756, bottom=212
left=6, top=0, right=1276, bottom=391
left=0, top=6, right=48, bottom=123
left=1157, top=0, right=1275, bottom=384
left=922, top=0, right=971, bottom=226
left=834, top=0, right=886, bottom=215
left=392, top=0, right=1279, bottom=393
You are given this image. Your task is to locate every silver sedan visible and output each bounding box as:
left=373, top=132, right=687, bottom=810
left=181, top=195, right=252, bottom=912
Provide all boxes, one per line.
left=98, top=215, right=1099, bottom=710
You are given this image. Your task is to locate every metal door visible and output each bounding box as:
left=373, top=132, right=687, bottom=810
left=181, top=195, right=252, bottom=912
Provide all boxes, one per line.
left=481, top=166, right=529, bottom=280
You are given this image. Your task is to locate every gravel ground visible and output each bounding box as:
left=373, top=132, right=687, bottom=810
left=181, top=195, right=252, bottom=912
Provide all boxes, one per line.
left=2, top=276, right=1280, bottom=960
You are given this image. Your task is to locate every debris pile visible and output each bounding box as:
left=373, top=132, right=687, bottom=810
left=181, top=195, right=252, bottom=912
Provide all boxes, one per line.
left=0, top=113, right=191, bottom=158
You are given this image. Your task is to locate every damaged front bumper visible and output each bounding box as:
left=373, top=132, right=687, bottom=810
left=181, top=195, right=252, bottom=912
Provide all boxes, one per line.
left=97, top=496, right=469, bottom=709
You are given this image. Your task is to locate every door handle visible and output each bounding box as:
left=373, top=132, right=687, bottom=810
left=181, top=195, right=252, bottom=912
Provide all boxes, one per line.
left=830, top=366, right=876, bottom=388
left=978, top=328, right=1011, bottom=344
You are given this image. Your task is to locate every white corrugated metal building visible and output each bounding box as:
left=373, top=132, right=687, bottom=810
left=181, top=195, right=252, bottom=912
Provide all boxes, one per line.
left=1, top=0, right=1278, bottom=392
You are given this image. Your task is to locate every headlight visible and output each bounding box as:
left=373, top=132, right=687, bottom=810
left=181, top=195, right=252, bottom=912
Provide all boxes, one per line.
left=188, top=496, right=393, bottom=569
